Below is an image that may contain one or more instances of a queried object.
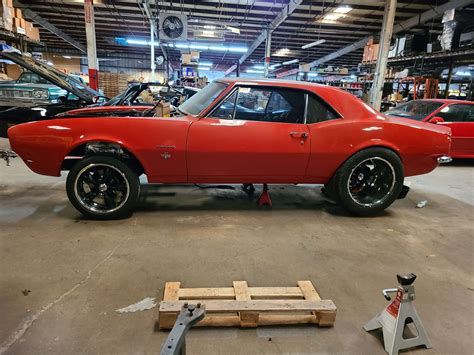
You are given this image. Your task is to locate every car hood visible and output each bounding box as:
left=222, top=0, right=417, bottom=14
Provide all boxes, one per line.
left=56, top=105, right=152, bottom=118
left=0, top=50, right=98, bottom=103
left=0, top=83, right=61, bottom=89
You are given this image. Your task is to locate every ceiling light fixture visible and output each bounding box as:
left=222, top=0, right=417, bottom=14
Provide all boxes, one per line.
left=125, top=38, right=247, bottom=53
left=198, top=67, right=211, bottom=71
left=282, top=59, right=299, bottom=65
left=246, top=69, right=264, bottom=74
left=226, top=26, right=241, bottom=34
left=301, top=39, right=326, bottom=49
left=273, top=48, right=291, bottom=57
left=334, top=6, right=352, bottom=14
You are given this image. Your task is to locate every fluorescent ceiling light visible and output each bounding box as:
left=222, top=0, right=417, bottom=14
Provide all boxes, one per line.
left=246, top=69, right=264, bottom=74
left=324, top=13, right=344, bottom=21
left=270, top=63, right=282, bottom=69
left=201, top=30, right=215, bottom=37
left=198, top=67, right=210, bottom=71
left=63, top=55, right=72, bottom=59
left=203, top=25, right=216, bottom=30
left=302, top=39, right=326, bottom=49
left=125, top=39, right=247, bottom=53
left=282, top=59, right=299, bottom=65
left=226, top=26, right=240, bottom=34
left=334, top=6, right=352, bottom=14
left=126, top=39, right=151, bottom=45
left=274, top=48, right=291, bottom=57
left=199, top=61, right=213, bottom=66
left=253, top=65, right=265, bottom=69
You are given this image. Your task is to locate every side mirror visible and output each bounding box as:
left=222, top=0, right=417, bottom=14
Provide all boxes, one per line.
left=430, top=116, right=445, bottom=124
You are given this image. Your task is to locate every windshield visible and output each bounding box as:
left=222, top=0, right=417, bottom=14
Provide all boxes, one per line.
left=179, top=81, right=228, bottom=116
left=386, top=100, right=444, bottom=121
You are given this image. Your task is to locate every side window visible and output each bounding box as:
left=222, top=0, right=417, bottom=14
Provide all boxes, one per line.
left=210, top=91, right=238, bottom=119
left=18, top=73, right=31, bottom=83
left=306, top=94, right=339, bottom=124
left=437, top=104, right=474, bottom=122
left=234, top=87, right=305, bottom=124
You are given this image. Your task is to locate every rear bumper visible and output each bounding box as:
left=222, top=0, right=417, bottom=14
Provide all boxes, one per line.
left=437, top=155, right=452, bottom=164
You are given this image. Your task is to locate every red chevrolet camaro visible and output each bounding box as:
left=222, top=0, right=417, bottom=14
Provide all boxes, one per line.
left=8, top=78, right=452, bottom=219
left=386, top=99, right=473, bottom=158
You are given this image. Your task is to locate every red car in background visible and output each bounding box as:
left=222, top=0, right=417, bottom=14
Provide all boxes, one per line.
left=386, top=99, right=474, bottom=158
left=8, top=79, right=452, bottom=219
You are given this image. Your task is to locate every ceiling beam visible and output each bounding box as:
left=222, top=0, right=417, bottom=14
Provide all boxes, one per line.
left=15, top=3, right=86, bottom=53
left=232, top=0, right=303, bottom=71
left=307, top=0, right=474, bottom=69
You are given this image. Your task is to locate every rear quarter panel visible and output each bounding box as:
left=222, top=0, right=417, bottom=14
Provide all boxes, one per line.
left=8, top=116, right=194, bottom=182
left=306, top=115, right=451, bottom=182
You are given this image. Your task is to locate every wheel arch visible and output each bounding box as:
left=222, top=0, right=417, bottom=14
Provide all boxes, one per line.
left=328, top=143, right=404, bottom=183
left=61, top=139, right=147, bottom=176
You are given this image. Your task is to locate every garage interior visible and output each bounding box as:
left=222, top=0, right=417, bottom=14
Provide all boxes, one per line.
left=0, top=1, right=473, bottom=354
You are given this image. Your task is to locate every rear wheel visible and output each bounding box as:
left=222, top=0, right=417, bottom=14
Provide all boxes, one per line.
left=66, top=155, right=140, bottom=219
left=334, top=148, right=404, bottom=216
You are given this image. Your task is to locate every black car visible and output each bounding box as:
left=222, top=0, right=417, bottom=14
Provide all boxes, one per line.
left=0, top=49, right=101, bottom=137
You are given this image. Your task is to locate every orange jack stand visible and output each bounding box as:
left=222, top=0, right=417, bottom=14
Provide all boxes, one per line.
left=257, top=183, right=272, bottom=207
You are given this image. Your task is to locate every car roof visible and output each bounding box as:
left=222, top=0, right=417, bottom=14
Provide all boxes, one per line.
left=214, top=77, right=381, bottom=121
left=412, top=98, right=474, bottom=104
left=217, top=77, right=339, bottom=90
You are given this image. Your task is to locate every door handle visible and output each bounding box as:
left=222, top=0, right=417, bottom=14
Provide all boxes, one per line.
left=289, top=132, right=308, bottom=138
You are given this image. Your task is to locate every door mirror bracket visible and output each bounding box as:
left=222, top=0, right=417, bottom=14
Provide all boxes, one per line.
left=430, top=116, right=445, bottom=124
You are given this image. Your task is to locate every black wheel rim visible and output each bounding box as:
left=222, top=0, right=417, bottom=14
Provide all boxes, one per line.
left=74, top=163, right=130, bottom=214
left=347, top=157, right=396, bottom=207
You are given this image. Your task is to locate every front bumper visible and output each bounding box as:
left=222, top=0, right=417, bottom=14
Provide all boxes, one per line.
left=437, top=155, right=453, bottom=164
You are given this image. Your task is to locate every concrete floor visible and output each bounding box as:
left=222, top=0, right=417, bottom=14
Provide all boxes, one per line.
left=0, top=137, right=473, bottom=354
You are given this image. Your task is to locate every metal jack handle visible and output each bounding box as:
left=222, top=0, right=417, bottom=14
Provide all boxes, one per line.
left=160, top=303, right=206, bottom=355
left=382, top=288, right=398, bottom=301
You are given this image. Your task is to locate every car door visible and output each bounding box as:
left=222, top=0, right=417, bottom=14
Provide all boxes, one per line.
left=186, top=86, right=311, bottom=182
left=433, top=103, right=474, bottom=157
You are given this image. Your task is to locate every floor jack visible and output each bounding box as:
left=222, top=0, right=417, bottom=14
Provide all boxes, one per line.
left=161, top=303, right=205, bottom=355
left=364, top=273, right=432, bottom=355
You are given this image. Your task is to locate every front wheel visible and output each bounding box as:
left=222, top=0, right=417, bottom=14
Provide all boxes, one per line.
left=334, top=148, right=404, bottom=216
left=66, top=155, right=140, bottom=219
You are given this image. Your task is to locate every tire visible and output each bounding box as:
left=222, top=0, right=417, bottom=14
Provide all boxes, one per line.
left=66, top=155, right=140, bottom=219
left=334, top=147, right=404, bottom=216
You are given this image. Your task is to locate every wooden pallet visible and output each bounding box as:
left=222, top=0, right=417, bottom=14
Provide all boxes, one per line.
left=158, top=280, right=336, bottom=329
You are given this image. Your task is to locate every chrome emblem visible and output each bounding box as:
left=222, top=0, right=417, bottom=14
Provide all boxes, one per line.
left=161, top=152, right=171, bottom=160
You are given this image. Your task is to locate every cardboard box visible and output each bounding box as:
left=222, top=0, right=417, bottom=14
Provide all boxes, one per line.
left=28, top=24, right=40, bottom=41
left=155, top=101, right=170, bottom=117
left=14, top=7, right=21, bottom=19
left=0, top=0, right=13, bottom=31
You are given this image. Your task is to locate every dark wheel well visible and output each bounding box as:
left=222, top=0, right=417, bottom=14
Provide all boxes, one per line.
left=324, top=146, right=402, bottom=199
left=61, top=142, right=146, bottom=176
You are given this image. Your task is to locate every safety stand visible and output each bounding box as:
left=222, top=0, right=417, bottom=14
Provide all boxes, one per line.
left=257, top=183, right=272, bottom=207
left=160, top=303, right=205, bottom=355
left=364, top=273, right=432, bottom=355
